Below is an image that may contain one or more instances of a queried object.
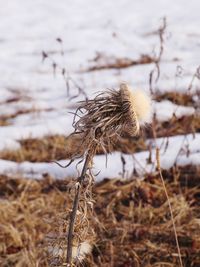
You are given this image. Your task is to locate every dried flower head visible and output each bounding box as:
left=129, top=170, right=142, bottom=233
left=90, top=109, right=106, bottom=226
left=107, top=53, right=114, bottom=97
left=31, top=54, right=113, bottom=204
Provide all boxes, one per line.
left=73, top=83, right=151, bottom=150
left=66, top=83, right=151, bottom=265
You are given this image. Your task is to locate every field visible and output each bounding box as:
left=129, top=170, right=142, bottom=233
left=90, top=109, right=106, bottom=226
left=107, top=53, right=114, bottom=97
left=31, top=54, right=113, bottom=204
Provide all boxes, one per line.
left=0, top=0, right=200, bottom=266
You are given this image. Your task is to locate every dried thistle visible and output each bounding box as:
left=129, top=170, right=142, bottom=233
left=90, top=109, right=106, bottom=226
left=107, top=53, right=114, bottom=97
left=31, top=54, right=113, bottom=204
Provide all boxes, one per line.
left=66, top=83, right=151, bottom=265
left=73, top=83, right=151, bottom=154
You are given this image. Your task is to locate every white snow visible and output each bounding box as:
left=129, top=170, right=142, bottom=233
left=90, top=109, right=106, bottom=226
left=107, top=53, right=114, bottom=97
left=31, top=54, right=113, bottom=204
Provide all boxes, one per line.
left=153, top=100, right=195, bottom=122
left=0, top=0, right=200, bottom=179
left=148, top=133, right=200, bottom=170
left=0, top=100, right=196, bottom=151
left=0, top=133, right=199, bottom=180
left=0, top=114, right=73, bottom=146
left=0, top=139, right=21, bottom=151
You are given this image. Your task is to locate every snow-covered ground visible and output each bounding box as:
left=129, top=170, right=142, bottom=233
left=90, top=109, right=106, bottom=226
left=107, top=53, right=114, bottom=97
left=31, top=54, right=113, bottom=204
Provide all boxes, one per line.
left=0, top=0, right=200, bottom=179
left=0, top=133, right=199, bottom=181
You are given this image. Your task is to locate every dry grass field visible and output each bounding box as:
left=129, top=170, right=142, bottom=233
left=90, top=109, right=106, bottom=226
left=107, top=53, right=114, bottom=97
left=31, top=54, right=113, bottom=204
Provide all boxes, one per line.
left=1, top=90, right=200, bottom=266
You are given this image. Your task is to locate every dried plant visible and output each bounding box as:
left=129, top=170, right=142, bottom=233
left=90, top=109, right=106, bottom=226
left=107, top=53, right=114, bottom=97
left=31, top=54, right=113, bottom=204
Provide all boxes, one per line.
left=66, top=83, right=151, bottom=265
left=72, top=83, right=151, bottom=155
left=156, top=148, right=183, bottom=267
left=1, top=167, right=200, bottom=266
left=149, top=17, right=167, bottom=94
left=42, top=38, right=87, bottom=100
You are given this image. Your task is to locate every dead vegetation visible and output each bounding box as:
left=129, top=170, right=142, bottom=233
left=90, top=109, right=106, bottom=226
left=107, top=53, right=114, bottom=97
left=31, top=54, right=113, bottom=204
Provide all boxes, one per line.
left=154, top=92, right=196, bottom=107
left=64, top=83, right=152, bottom=265
left=0, top=110, right=33, bottom=126
left=0, top=165, right=200, bottom=266
left=147, top=114, right=200, bottom=138
left=1, top=111, right=199, bottom=163
left=0, top=108, right=54, bottom=126
left=85, top=53, right=155, bottom=72
left=1, top=18, right=200, bottom=267
left=0, top=135, right=81, bottom=162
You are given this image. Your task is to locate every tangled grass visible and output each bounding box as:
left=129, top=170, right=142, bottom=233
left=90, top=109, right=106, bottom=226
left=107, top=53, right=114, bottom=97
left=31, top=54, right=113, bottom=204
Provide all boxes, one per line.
left=1, top=84, right=199, bottom=266
left=0, top=165, right=200, bottom=266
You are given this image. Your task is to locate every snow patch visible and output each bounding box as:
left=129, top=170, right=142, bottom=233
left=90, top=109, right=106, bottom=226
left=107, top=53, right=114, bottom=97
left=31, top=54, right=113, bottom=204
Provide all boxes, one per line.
left=0, top=134, right=199, bottom=180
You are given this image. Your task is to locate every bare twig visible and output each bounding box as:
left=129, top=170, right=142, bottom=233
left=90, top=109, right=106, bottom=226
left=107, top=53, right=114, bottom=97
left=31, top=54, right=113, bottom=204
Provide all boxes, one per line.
left=156, top=148, right=183, bottom=267
left=42, top=40, right=87, bottom=100
left=149, top=17, right=167, bottom=94
left=188, top=66, right=200, bottom=92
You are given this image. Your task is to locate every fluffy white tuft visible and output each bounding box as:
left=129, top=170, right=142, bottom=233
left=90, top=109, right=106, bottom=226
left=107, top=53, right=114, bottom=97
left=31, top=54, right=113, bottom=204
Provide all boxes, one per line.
left=72, top=241, right=92, bottom=262
left=49, top=241, right=92, bottom=263
left=128, top=86, right=152, bottom=125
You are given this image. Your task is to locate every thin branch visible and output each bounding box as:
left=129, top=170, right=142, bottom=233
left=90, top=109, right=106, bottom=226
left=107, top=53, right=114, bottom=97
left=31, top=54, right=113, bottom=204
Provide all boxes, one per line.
left=156, top=148, right=183, bottom=267
left=42, top=44, right=87, bottom=100
left=149, top=17, right=167, bottom=94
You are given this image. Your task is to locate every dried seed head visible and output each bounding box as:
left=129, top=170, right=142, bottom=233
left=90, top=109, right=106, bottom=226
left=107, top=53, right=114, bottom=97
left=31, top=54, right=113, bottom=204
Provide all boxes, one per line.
left=119, top=83, right=140, bottom=136
left=73, top=83, right=151, bottom=152
left=120, top=83, right=152, bottom=126
left=129, top=86, right=151, bottom=124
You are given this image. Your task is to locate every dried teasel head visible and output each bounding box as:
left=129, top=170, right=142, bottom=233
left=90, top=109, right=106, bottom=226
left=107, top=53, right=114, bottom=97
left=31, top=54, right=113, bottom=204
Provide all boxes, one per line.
left=73, top=83, right=151, bottom=151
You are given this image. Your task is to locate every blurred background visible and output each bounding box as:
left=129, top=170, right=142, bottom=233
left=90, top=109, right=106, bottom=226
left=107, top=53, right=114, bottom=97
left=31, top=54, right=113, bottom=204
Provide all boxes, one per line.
left=0, top=0, right=199, bottom=179
left=0, top=1, right=200, bottom=266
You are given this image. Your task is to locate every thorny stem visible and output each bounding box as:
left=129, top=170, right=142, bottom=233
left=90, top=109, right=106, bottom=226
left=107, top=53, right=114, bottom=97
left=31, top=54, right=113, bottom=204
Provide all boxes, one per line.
left=66, top=152, right=91, bottom=266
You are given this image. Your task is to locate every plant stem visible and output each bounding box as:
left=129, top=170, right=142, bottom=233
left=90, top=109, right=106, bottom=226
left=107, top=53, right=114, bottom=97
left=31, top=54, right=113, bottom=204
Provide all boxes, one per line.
left=66, top=153, right=91, bottom=266
left=156, top=148, right=183, bottom=267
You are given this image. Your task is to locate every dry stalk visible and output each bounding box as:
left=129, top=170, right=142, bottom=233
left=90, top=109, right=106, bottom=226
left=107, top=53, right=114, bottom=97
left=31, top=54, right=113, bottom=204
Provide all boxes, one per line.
left=156, top=148, right=183, bottom=267
left=149, top=17, right=167, bottom=94
left=42, top=40, right=87, bottom=100
left=66, top=155, right=89, bottom=264
left=66, top=83, right=151, bottom=266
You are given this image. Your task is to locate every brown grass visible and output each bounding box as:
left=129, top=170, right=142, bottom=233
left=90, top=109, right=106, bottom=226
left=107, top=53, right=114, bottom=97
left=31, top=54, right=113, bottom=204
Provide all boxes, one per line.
left=146, top=114, right=200, bottom=138
left=85, top=54, right=155, bottom=72
left=154, top=92, right=196, bottom=107
left=0, top=165, right=200, bottom=266
left=0, top=110, right=32, bottom=126
left=1, top=113, right=199, bottom=163
left=0, top=135, right=81, bottom=162
left=0, top=108, right=54, bottom=126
